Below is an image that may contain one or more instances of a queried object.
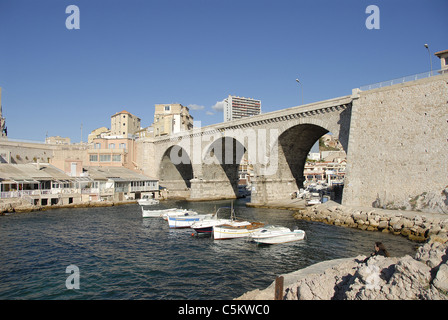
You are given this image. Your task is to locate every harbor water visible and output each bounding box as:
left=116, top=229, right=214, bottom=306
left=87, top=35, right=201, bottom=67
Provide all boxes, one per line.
left=0, top=198, right=418, bottom=300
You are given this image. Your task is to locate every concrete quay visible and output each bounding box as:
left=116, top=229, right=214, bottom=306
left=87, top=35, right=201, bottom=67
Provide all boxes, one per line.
left=0, top=198, right=137, bottom=215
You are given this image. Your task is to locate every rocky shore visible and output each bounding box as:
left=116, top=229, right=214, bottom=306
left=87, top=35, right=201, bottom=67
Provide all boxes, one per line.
left=237, top=201, right=448, bottom=300
left=293, top=201, right=448, bottom=242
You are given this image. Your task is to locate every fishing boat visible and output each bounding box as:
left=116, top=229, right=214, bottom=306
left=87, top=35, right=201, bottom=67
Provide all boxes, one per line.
left=167, top=212, right=214, bottom=229
left=212, top=204, right=264, bottom=240
left=161, top=209, right=195, bottom=221
left=249, top=226, right=306, bottom=245
left=213, top=221, right=265, bottom=240
left=141, top=207, right=185, bottom=218
left=190, top=207, right=233, bottom=235
left=137, top=195, right=159, bottom=206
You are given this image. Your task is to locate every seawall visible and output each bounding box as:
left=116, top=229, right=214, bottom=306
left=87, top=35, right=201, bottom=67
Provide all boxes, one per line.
left=0, top=199, right=137, bottom=215
left=293, top=201, right=448, bottom=243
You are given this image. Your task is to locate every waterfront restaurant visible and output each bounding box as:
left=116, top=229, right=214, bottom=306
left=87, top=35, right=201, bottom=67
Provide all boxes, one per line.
left=0, top=163, right=80, bottom=206
left=82, top=166, right=159, bottom=201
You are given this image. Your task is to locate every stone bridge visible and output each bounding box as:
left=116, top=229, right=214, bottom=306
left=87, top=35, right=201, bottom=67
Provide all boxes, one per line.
left=139, top=94, right=352, bottom=203
left=137, top=73, right=448, bottom=211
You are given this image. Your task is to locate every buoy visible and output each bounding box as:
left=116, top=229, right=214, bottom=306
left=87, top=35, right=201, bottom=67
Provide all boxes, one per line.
left=191, top=233, right=195, bottom=237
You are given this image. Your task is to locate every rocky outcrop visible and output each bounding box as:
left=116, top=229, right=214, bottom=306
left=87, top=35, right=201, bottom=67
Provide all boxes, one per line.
left=293, top=202, right=448, bottom=242
left=237, top=237, right=448, bottom=300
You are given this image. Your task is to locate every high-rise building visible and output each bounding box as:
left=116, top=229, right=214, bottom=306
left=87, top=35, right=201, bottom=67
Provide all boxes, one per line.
left=153, top=104, right=193, bottom=137
left=223, top=95, right=261, bottom=122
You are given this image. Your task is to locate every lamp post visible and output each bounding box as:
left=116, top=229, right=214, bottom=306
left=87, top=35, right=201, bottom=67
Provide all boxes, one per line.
left=295, top=78, right=303, bottom=105
left=424, top=44, right=433, bottom=73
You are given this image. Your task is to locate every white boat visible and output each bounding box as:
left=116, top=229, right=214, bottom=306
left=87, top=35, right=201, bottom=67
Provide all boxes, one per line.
left=212, top=203, right=265, bottom=240
left=138, top=195, right=159, bottom=206
left=141, top=207, right=185, bottom=218
left=161, top=209, right=194, bottom=220
left=191, top=207, right=233, bottom=235
left=213, top=221, right=265, bottom=240
left=306, top=198, right=321, bottom=206
left=167, top=212, right=214, bottom=229
left=249, top=226, right=306, bottom=245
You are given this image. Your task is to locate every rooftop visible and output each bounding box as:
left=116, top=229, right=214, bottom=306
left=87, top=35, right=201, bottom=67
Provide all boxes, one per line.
left=0, top=163, right=71, bottom=182
left=83, top=166, right=157, bottom=181
left=434, top=49, right=448, bottom=57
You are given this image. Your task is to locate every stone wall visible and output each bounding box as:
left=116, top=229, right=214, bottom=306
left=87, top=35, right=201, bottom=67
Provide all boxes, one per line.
left=294, top=202, right=448, bottom=242
left=343, top=74, right=448, bottom=213
left=0, top=139, right=57, bottom=164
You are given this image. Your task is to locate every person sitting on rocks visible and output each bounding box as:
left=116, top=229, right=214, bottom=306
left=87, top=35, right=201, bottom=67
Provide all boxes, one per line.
left=363, top=242, right=390, bottom=263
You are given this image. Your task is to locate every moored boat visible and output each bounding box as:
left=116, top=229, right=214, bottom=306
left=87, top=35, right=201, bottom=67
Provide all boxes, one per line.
left=167, top=212, right=214, bottom=229
left=142, top=207, right=185, bottom=218
left=191, top=206, right=233, bottom=234
left=248, top=225, right=306, bottom=245
left=213, top=221, right=265, bottom=240
left=306, top=197, right=321, bottom=206
left=138, top=195, right=159, bottom=206
left=212, top=203, right=265, bottom=240
left=161, top=209, right=195, bottom=220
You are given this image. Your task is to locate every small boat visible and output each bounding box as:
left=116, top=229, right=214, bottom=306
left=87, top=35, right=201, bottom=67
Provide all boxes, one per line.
left=212, top=204, right=264, bottom=240
left=142, top=207, right=185, bottom=218
left=138, top=195, right=159, bottom=206
left=191, top=207, right=233, bottom=235
left=213, top=221, right=265, bottom=240
left=161, top=209, right=195, bottom=221
left=249, top=226, right=306, bottom=245
left=167, top=212, right=214, bottom=229
left=306, top=197, right=321, bottom=206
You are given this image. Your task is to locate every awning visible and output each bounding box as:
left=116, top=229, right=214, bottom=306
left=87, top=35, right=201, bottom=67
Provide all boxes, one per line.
left=2, top=179, right=39, bottom=184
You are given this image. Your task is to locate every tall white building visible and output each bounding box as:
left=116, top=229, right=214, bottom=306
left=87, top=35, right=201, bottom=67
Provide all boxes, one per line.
left=223, top=95, right=261, bottom=122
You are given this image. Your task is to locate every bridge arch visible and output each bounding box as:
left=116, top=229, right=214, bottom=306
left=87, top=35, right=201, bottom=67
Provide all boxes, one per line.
left=158, top=145, right=194, bottom=199
left=251, top=121, right=345, bottom=204
left=195, top=136, right=246, bottom=199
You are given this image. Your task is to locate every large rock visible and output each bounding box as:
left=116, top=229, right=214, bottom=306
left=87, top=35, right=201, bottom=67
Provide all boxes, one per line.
left=433, top=262, right=448, bottom=292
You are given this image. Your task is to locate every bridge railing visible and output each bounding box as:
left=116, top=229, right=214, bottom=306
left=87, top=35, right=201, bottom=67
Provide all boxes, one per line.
left=359, top=69, right=446, bottom=91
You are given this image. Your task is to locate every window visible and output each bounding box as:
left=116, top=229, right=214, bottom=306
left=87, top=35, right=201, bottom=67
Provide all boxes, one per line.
left=90, top=155, right=98, bottom=162
left=165, top=105, right=170, bottom=111
left=112, top=155, right=121, bottom=162
left=119, top=143, right=126, bottom=149
left=109, top=143, right=115, bottom=149
left=99, top=155, right=111, bottom=162
left=94, top=143, right=101, bottom=149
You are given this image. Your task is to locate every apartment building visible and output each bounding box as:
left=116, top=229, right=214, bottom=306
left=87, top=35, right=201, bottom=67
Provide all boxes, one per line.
left=87, top=136, right=136, bottom=170
left=153, top=104, right=193, bottom=137
left=110, top=110, right=141, bottom=137
left=223, top=95, right=261, bottom=122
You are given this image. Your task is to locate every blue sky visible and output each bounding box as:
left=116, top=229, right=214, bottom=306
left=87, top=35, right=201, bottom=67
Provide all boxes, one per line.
left=0, top=0, right=446, bottom=142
